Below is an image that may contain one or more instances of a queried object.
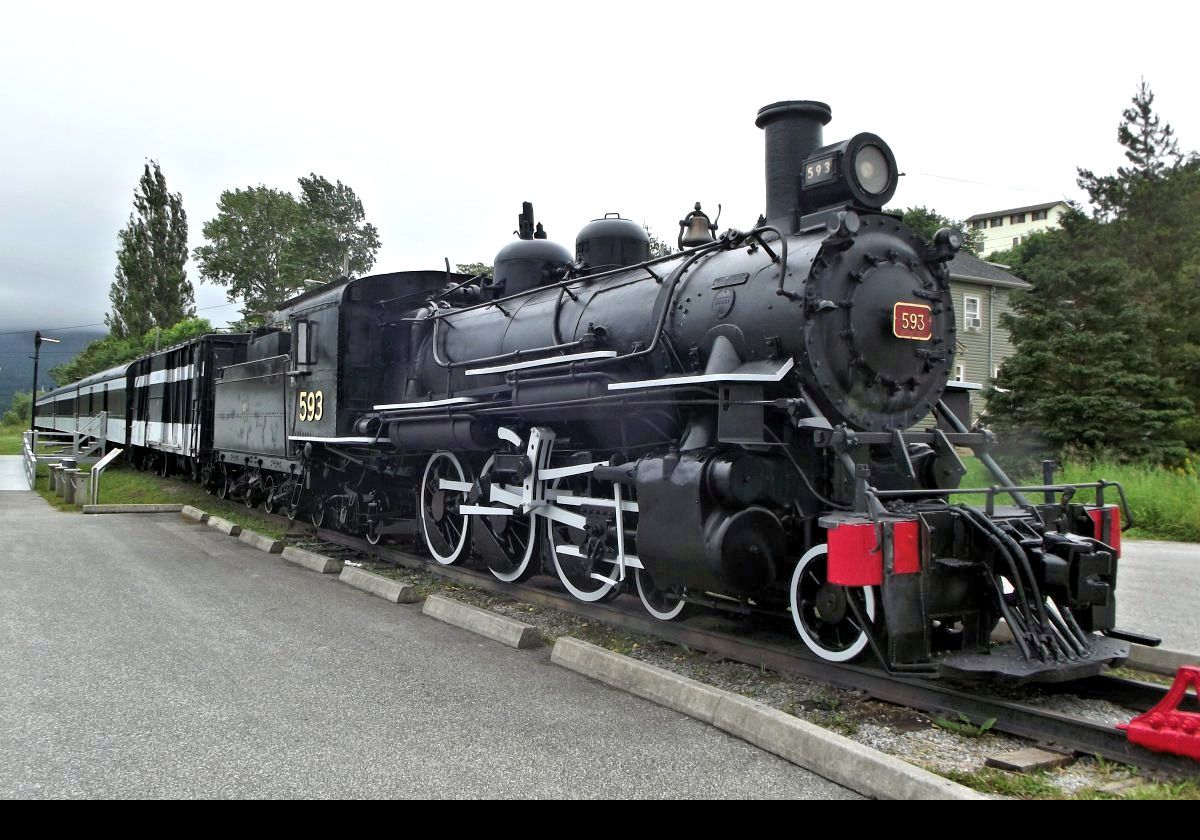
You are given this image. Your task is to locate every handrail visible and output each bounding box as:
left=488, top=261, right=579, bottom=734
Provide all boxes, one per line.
left=22, top=430, right=36, bottom=489
left=90, top=447, right=124, bottom=505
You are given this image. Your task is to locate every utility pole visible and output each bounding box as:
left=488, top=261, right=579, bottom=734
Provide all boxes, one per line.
left=29, top=331, right=60, bottom=430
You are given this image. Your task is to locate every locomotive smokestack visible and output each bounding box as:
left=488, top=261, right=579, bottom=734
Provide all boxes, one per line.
left=756, top=100, right=833, bottom=232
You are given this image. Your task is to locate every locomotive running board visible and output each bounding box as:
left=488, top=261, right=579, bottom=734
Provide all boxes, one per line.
left=606, top=357, right=794, bottom=391
left=374, top=396, right=478, bottom=410
left=465, top=350, right=618, bottom=377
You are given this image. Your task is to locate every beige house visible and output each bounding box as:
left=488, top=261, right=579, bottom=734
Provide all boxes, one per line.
left=966, top=200, right=1069, bottom=258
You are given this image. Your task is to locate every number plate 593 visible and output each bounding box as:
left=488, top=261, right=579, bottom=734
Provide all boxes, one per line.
left=298, top=390, right=324, bottom=422
left=893, top=302, right=933, bottom=341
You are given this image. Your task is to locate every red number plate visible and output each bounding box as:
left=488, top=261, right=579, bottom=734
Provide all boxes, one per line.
left=893, top=302, right=932, bottom=340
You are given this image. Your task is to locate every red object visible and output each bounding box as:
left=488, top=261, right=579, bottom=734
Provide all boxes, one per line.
left=1087, top=505, right=1122, bottom=554
left=892, top=302, right=933, bottom=341
left=827, top=520, right=920, bottom=586
left=1118, top=666, right=1200, bottom=761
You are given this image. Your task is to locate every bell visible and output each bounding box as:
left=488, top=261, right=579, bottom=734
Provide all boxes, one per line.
left=678, top=202, right=719, bottom=248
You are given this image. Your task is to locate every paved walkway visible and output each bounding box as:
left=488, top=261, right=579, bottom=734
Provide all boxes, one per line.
left=1119, top=540, right=1200, bottom=653
left=0, top=456, right=29, bottom=491
left=0, top=493, right=856, bottom=800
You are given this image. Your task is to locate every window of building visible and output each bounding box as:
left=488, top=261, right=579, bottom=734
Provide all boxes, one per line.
left=955, top=364, right=966, bottom=382
left=989, top=217, right=1004, bottom=228
left=1031, top=209, right=1048, bottom=221
left=964, top=295, right=982, bottom=331
left=1013, top=237, right=1019, bottom=248
left=972, top=220, right=987, bottom=229
left=1010, top=213, right=1026, bottom=224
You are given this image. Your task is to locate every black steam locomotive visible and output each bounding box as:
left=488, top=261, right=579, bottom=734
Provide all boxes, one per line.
left=43, top=100, right=1146, bottom=682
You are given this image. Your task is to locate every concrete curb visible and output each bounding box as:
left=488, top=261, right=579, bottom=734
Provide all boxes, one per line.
left=206, top=516, right=242, bottom=537
left=1128, top=644, right=1199, bottom=675
left=282, top=546, right=342, bottom=575
left=238, top=529, right=284, bottom=554
left=338, top=565, right=419, bottom=604
left=82, top=504, right=184, bottom=514
left=551, top=637, right=984, bottom=801
left=422, top=594, right=542, bottom=650
left=181, top=505, right=210, bottom=523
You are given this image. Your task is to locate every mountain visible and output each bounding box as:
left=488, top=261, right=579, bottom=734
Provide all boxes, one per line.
left=0, top=329, right=108, bottom=414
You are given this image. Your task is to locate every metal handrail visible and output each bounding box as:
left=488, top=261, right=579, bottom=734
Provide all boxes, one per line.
left=89, top=447, right=124, bottom=505
left=22, top=430, right=36, bottom=489
left=21, top=423, right=108, bottom=489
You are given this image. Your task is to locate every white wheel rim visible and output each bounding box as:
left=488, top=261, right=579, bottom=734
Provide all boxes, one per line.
left=546, top=476, right=618, bottom=603
left=635, top=569, right=686, bottom=621
left=421, top=451, right=470, bottom=565
left=790, top=543, right=876, bottom=662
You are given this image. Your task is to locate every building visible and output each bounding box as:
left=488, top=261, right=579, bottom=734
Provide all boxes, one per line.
left=945, top=251, right=1032, bottom=416
left=966, top=200, right=1069, bottom=257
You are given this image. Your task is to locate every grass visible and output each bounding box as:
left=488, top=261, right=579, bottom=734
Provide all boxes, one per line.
left=950, top=455, right=1200, bottom=542
left=0, top=424, right=25, bottom=455
left=32, top=462, right=291, bottom=540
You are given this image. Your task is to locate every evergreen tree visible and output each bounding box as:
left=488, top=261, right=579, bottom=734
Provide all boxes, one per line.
left=1077, top=81, right=1191, bottom=220
left=107, top=161, right=193, bottom=338
left=986, top=223, right=1191, bottom=464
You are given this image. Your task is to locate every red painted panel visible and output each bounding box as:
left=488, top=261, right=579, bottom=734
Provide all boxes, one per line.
left=1088, top=506, right=1122, bottom=555
left=892, top=520, right=921, bottom=575
left=827, top=523, right=882, bottom=587
left=827, top=520, right=922, bottom=586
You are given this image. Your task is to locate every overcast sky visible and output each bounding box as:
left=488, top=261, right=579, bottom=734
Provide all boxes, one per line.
left=1, top=1, right=1196, bottom=335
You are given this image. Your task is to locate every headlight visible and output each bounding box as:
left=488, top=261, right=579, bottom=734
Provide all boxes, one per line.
left=800, top=132, right=899, bottom=213
left=854, top=145, right=889, bottom=195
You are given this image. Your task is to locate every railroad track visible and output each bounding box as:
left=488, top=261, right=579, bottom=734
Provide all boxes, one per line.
left=272, top=519, right=1199, bottom=778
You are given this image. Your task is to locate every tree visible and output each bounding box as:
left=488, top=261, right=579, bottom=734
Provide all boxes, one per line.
left=107, top=161, right=193, bottom=339
left=645, top=225, right=675, bottom=259
left=49, top=318, right=214, bottom=385
left=985, top=224, right=1191, bottom=464
left=195, top=175, right=381, bottom=319
left=1077, top=80, right=1191, bottom=220
left=293, top=175, right=381, bottom=281
left=455, top=262, right=494, bottom=279
left=895, top=206, right=985, bottom=254
left=2, top=391, right=32, bottom=427
left=193, top=186, right=306, bottom=320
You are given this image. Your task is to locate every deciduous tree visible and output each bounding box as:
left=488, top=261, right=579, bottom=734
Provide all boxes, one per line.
left=896, top=206, right=984, bottom=254
left=194, top=176, right=381, bottom=319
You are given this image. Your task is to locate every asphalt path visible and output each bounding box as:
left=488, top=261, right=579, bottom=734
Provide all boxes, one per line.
left=0, top=455, right=28, bottom=491
left=1117, top=540, right=1200, bottom=653
left=0, top=492, right=856, bottom=800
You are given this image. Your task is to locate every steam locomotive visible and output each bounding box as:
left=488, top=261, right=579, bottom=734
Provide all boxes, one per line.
left=38, top=100, right=1149, bottom=683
